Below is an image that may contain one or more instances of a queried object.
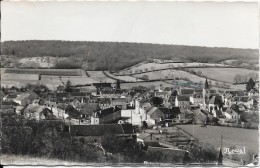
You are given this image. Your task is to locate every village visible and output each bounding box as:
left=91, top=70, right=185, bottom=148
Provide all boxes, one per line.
left=1, top=75, right=259, bottom=165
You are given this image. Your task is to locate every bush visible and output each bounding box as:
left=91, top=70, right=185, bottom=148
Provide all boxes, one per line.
left=55, top=60, right=81, bottom=69
left=1, top=113, right=106, bottom=162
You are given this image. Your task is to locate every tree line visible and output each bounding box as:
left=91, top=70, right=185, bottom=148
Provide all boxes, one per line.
left=2, top=40, right=258, bottom=71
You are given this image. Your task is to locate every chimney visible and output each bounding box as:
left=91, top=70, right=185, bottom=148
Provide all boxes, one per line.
left=150, top=133, right=153, bottom=140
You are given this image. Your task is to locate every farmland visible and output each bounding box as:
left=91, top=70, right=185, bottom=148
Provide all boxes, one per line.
left=122, top=62, right=229, bottom=73
left=177, top=125, right=258, bottom=162
left=87, top=71, right=116, bottom=83
left=103, top=71, right=142, bottom=82
left=1, top=67, right=248, bottom=91
left=132, top=69, right=206, bottom=82
left=187, top=68, right=258, bottom=83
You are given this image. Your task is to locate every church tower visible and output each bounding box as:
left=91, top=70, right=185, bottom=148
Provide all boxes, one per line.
left=203, top=79, right=210, bottom=106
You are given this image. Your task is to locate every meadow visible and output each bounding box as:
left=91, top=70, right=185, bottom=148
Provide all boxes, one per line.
left=188, top=68, right=258, bottom=83
left=177, top=125, right=258, bottom=162
left=123, top=62, right=229, bottom=73
left=87, top=71, right=116, bottom=83
left=104, top=71, right=142, bottom=82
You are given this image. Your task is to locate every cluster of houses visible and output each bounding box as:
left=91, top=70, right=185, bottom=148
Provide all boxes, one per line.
left=1, top=79, right=259, bottom=159
left=1, top=79, right=259, bottom=127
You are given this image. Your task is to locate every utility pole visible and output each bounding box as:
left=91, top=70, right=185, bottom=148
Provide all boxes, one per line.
left=218, top=135, right=223, bottom=165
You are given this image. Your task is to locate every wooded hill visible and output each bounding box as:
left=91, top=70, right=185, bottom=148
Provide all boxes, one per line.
left=2, top=40, right=258, bottom=71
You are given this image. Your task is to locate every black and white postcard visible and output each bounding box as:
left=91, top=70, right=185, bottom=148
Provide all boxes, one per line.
left=0, top=0, right=259, bottom=167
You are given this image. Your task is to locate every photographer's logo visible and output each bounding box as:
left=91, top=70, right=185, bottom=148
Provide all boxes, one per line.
left=223, top=147, right=246, bottom=154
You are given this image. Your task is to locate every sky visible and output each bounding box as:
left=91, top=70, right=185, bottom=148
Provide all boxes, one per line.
left=1, top=1, right=259, bottom=49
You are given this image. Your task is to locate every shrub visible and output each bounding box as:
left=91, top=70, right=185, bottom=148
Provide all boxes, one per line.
left=55, top=60, right=81, bottom=69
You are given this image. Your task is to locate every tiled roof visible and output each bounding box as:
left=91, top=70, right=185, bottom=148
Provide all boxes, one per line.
left=177, top=96, right=189, bottom=101
left=180, top=89, right=195, bottom=95
left=95, top=107, right=114, bottom=118
left=111, top=97, right=127, bottom=103
left=14, top=93, right=30, bottom=101
left=79, top=103, right=101, bottom=115
left=209, top=96, right=222, bottom=105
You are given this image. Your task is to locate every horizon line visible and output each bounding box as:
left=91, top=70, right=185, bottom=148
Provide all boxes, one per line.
left=1, top=39, right=259, bottom=50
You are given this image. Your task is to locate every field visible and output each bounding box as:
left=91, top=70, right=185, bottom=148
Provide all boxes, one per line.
left=177, top=125, right=258, bottom=162
left=87, top=71, right=116, bottom=83
left=188, top=68, right=258, bottom=83
left=104, top=71, right=142, bottom=82
left=0, top=66, right=252, bottom=91
left=122, top=62, right=229, bottom=73
left=132, top=69, right=207, bottom=82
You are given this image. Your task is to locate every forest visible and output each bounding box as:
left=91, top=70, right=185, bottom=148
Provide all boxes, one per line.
left=2, top=40, right=258, bottom=71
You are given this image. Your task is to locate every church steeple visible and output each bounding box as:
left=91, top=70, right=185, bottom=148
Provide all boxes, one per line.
left=204, top=79, right=209, bottom=89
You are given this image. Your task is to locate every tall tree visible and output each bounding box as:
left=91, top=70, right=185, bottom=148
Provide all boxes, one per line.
left=65, top=80, right=72, bottom=92
left=246, top=78, right=255, bottom=92
left=204, top=79, right=209, bottom=89
left=116, top=79, right=121, bottom=89
left=151, top=97, right=163, bottom=107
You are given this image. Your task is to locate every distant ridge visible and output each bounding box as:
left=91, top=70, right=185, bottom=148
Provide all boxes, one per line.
left=2, top=40, right=258, bottom=71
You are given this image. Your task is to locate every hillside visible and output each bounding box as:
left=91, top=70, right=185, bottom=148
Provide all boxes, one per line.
left=1, top=40, right=258, bottom=71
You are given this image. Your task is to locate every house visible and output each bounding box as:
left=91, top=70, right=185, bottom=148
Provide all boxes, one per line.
left=154, top=91, right=171, bottom=103
left=146, top=107, right=165, bottom=126
left=193, top=109, right=207, bottom=124
left=13, top=91, right=39, bottom=106
left=223, top=108, right=240, bottom=121
left=212, top=109, right=223, bottom=118
left=137, top=133, right=160, bottom=148
left=208, top=96, right=222, bottom=113
left=0, top=90, right=6, bottom=100
left=91, top=107, right=116, bottom=124
left=100, top=89, right=124, bottom=98
left=55, top=92, right=90, bottom=103
left=178, top=88, right=195, bottom=96
left=92, top=83, right=112, bottom=95
left=75, top=103, right=101, bottom=120
left=3, top=94, right=18, bottom=102
left=98, top=97, right=111, bottom=109
left=111, top=97, right=127, bottom=110
left=175, top=96, right=190, bottom=109
left=171, top=107, right=181, bottom=118
left=5, top=86, right=21, bottom=95
left=69, top=124, right=135, bottom=143
left=1, top=101, right=19, bottom=113
left=23, top=104, right=46, bottom=121
left=190, top=93, right=204, bottom=106
left=248, top=89, right=259, bottom=97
